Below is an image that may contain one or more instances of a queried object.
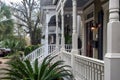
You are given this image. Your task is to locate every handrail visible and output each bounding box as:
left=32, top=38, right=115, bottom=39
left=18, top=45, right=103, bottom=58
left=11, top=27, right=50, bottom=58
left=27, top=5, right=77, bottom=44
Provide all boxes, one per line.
left=62, top=51, right=71, bottom=65
left=75, top=54, right=104, bottom=65
left=61, top=51, right=104, bottom=80
left=24, top=44, right=57, bottom=63
left=24, top=45, right=45, bottom=62
left=24, top=44, right=76, bottom=63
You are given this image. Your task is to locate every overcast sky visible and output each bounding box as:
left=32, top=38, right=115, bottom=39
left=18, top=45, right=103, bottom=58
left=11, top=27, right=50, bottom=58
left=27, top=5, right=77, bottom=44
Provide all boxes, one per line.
left=1, top=0, right=22, bottom=4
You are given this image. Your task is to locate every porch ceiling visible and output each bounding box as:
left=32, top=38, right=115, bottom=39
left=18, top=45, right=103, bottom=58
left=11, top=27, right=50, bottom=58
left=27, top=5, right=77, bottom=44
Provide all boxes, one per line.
left=65, top=0, right=89, bottom=8
left=40, top=0, right=53, bottom=6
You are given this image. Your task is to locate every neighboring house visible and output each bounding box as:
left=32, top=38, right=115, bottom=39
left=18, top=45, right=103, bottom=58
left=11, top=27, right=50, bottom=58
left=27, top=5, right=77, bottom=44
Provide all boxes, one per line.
left=39, top=0, right=120, bottom=80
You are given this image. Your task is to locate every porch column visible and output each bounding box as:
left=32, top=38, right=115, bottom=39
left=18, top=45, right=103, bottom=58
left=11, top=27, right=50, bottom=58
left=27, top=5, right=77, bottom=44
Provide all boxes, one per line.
left=45, top=11, right=49, bottom=56
left=80, top=13, right=85, bottom=56
left=56, top=13, right=59, bottom=51
left=105, top=0, right=120, bottom=80
left=61, top=2, right=65, bottom=50
left=102, top=2, right=109, bottom=59
left=77, top=15, right=81, bottom=55
left=71, top=0, right=78, bottom=75
left=71, top=0, right=78, bottom=54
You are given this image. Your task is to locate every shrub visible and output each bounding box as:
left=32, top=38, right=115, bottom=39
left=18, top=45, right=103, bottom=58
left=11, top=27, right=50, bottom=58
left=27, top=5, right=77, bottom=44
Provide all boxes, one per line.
left=24, top=44, right=40, bottom=56
left=0, top=55, right=73, bottom=80
left=2, top=38, right=26, bottom=54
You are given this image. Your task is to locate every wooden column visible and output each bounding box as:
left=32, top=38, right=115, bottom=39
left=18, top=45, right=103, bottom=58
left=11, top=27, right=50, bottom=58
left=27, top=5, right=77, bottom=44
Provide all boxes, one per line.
left=105, top=0, right=120, bottom=80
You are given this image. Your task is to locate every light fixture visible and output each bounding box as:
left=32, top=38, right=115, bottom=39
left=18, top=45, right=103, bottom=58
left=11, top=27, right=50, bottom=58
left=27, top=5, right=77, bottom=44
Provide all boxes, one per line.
left=91, top=26, right=96, bottom=31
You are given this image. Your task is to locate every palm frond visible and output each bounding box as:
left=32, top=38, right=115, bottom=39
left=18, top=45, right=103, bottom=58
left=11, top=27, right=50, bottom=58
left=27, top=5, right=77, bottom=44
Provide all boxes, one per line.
left=0, top=55, right=74, bottom=80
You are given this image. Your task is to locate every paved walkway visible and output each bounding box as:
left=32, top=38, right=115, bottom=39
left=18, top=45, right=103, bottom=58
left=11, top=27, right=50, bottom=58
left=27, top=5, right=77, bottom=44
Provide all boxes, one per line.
left=0, top=58, right=10, bottom=79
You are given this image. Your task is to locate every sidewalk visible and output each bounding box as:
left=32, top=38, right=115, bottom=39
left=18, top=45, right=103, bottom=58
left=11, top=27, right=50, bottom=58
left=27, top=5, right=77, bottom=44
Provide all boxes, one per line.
left=0, top=58, right=10, bottom=78
left=0, top=58, right=10, bottom=64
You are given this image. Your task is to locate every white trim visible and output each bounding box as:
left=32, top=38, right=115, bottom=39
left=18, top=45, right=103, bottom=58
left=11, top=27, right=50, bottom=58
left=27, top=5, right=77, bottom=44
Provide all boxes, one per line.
left=56, top=0, right=62, bottom=11
left=84, top=3, right=95, bottom=21
left=85, top=17, right=94, bottom=23
left=105, top=53, right=120, bottom=59
left=102, top=1, right=109, bottom=59
left=42, top=6, right=56, bottom=10
left=48, top=32, right=56, bottom=34
left=53, top=0, right=57, bottom=4
left=83, top=3, right=95, bottom=57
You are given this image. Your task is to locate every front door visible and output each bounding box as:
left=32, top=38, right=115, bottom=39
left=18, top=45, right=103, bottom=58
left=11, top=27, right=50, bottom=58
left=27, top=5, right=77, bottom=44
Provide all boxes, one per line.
left=86, top=21, right=93, bottom=57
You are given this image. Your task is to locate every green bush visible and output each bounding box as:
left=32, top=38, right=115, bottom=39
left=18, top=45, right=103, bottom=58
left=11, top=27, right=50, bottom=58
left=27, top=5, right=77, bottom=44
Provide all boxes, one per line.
left=3, top=51, right=24, bottom=59
left=2, top=38, right=26, bottom=54
left=65, top=35, right=72, bottom=44
left=24, top=44, right=41, bottom=56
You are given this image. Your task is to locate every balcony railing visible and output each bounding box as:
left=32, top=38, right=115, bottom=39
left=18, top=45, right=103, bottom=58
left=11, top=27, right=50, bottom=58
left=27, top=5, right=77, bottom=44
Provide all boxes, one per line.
left=61, top=51, right=104, bottom=80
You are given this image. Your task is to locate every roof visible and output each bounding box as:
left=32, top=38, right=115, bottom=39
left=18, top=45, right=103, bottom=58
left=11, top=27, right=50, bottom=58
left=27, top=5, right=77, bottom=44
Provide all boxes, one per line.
left=41, top=0, right=53, bottom=6
left=41, top=0, right=90, bottom=8
left=65, top=0, right=90, bottom=8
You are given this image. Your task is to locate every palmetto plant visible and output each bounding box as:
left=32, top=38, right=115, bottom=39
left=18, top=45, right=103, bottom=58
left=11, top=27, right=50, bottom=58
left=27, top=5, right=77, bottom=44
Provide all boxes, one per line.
left=0, top=55, right=73, bottom=80
left=0, top=2, right=14, bottom=40
left=1, top=38, right=26, bottom=54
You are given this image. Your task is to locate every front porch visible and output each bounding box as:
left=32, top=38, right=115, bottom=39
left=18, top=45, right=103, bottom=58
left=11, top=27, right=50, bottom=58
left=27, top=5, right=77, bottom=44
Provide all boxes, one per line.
left=25, top=44, right=104, bottom=80
left=25, top=0, right=120, bottom=80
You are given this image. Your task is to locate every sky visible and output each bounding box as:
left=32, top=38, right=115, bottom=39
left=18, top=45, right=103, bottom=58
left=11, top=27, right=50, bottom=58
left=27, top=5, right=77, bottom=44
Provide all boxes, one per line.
left=1, top=0, right=22, bottom=4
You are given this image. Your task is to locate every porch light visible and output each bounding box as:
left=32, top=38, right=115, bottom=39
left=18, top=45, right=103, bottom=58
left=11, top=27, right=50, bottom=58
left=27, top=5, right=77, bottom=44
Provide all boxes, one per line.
left=91, top=26, right=98, bottom=32
left=91, top=26, right=96, bottom=30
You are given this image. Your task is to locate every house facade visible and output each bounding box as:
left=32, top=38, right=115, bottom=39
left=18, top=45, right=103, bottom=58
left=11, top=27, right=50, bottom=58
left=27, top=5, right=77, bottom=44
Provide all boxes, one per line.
left=40, top=0, right=120, bottom=80
left=40, top=0, right=110, bottom=60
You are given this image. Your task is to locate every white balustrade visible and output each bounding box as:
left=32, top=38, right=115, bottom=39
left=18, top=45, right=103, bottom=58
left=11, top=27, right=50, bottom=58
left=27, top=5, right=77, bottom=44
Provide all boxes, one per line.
left=65, top=44, right=72, bottom=52
left=61, top=51, right=104, bottom=80
left=74, top=54, right=104, bottom=80
left=48, top=44, right=56, bottom=54
left=62, top=51, right=71, bottom=65
left=25, top=44, right=57, bottom=63
left=24, top=45, right=46, bottom=62
left=25, top=43, right=104, bottom=80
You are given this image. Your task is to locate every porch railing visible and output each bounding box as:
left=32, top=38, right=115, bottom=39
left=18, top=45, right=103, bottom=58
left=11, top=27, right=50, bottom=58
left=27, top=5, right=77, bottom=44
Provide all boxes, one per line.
left=24, top=44, right=104, bottom=80
left=65, top=44, right=72, bottom=52
left=24, top=44, right=58, bottom=63
left=48, top=44, right=56, bottom=54
left=62, top=51, right=71, bottom=65
left=48, top=44, right=72, bottom=53
left=61, top=51, right=104, bottom=80
left=24, top=45, right=45, bottom=62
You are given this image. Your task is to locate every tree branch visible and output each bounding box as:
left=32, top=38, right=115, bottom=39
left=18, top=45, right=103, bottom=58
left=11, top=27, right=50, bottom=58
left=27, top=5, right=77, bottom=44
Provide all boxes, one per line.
left=15, top=22, right=28, bottom=28
left=13, top=14, right=27, bottom=23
